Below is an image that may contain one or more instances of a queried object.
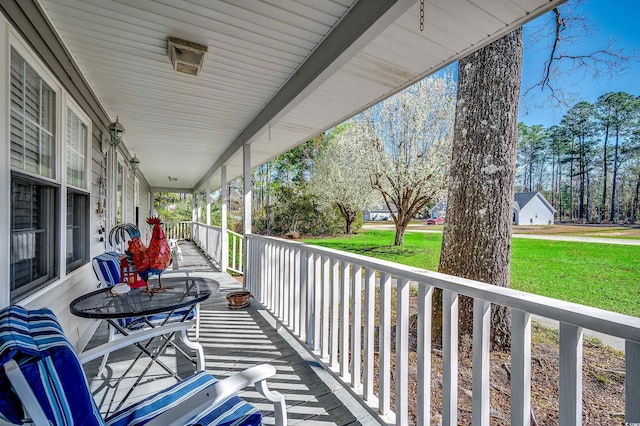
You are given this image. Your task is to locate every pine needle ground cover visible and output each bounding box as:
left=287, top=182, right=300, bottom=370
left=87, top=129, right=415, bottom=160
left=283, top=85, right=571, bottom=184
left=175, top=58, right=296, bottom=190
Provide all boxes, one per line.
left=304, top=230, right=640, bottom=317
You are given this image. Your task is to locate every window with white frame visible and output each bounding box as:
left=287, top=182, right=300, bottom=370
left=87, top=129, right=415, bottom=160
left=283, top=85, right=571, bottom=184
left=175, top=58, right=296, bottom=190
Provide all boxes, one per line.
left=10, top=47, right=58, bottom=299
left=9, top=44, right=91, bottom=300
left=65, top=107, right=89, bottom=272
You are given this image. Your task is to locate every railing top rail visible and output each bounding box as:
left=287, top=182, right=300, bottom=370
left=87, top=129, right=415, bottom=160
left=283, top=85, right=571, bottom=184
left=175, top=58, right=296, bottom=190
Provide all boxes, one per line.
left=193, top=222, right=222, bottom=231
left=228, top=230, right=244, bottom=238
left=247, top=233, right=640, bottom=343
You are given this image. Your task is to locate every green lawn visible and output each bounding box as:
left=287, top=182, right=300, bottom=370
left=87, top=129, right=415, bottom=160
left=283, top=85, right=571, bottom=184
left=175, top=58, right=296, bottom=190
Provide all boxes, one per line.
left=304, top=230, right=640, bottom=317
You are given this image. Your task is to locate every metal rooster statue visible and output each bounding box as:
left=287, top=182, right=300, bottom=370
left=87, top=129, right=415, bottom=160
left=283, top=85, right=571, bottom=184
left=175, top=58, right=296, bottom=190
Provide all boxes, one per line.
left=109, top=217, right=172, bottom=294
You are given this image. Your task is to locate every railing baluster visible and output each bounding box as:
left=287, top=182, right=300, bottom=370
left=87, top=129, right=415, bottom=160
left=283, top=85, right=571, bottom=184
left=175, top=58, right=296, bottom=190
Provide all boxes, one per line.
left=511, top=309, right=531, bottom=426
left=472, top=299, right=491, bottom=426
left=289, top=247, right=295, bottom=329
left=232, top=235, right=237, bottom=272
left=313, top=253, right=322, bottom=352
left=273, top=244, right=279, bottom=317
left=283, top=247, right=290, bottom=326
left=340, top=260, right=350, bottom=379
left=396, top=278, right=410, bottom=425
left=278, top=246, right=287, bottom=321
left=559, top=322, right=583, bottom=426
left=267, top=243, right=274, bottom=309
left=300, top=251, right=308, bottom=342
left=293, top=248, right=301, bottom=336
left=379, top=272, right=392, bottom=416
left=321, top=256, right=330, bottom=360
left=417, top=283, right=433, bottom=426
left=363, top=267, right=376, bottom=402
left=330, top=258, right=339, bottom=370
left=305, top=252, right=314, bottom=346
left=238, top=237, right=245, bottom=272
left=443, top=290, right=459, bottom=426
left=627, top=341, right=640, bottom=423
left=351, top=264, right=362, bottom=390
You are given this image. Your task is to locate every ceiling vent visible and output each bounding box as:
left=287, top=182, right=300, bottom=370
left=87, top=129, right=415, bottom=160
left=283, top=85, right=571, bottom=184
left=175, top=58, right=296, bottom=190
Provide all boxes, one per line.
left=167, top=37, right=208, bottom=76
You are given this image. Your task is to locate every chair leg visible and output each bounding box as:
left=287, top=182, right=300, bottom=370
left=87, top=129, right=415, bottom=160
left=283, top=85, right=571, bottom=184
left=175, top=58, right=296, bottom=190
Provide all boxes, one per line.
left=97, top=325, right=117, bottom=376
left=178, top=328, right=205, bottom=371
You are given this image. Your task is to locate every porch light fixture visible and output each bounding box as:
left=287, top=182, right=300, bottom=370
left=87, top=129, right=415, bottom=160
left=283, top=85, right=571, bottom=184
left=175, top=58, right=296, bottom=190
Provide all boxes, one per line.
left=167, top=36, right=208, bottom=76
left=108, top=117, right=125, bottom=147
left=129, top=154, right=140, bottom=172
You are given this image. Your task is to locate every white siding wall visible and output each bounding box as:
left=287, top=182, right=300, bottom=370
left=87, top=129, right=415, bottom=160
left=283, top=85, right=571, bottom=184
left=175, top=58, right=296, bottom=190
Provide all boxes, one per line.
left=517, top=196, right=554, bottom=225
left=0, top=13, right=152, bottom=350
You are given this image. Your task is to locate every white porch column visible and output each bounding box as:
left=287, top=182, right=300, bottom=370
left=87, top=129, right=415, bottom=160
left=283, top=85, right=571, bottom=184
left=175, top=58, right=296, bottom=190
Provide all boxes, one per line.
left=149, top=190, right=155, bottom=217
left=243, top=144, right=252, bottom=235
left=206, top=183, right=211, bottom=226
left=243, top=144, right=252, bottom=290
left=205, top=182, right=211, bottom=255
left=221, top=166, right=229, bottom=273
left=192, top=193, right=197, bottom=223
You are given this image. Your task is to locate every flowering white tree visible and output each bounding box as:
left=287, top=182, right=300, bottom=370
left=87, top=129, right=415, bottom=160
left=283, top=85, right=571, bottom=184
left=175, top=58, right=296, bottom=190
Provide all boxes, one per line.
left=311, top=124, right=378, bottom=234
left=359, top=73, right=456, bottom=245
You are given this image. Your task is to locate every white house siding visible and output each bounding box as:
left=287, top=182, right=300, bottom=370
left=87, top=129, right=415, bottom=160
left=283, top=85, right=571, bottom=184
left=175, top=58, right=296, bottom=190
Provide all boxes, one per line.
left=517, top=195, right=555, bottom=225
left=430, top=201, right=447, bottom=219
left=0, top=7, right=152, bottom=350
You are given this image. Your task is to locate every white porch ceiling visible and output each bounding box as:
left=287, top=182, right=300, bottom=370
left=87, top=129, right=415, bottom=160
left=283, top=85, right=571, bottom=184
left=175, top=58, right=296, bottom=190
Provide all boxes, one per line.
left=39, top=0, right=563, bottom=192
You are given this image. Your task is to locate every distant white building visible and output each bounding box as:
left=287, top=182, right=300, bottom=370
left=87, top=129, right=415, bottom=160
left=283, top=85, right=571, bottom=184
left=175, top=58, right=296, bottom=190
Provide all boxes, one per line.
left=429, top=192, right=556, bottom=225
left=363, top=207, right=396, bottom=221
left=513, top=192, right=556, bottom=225
left=430, top=201, right=447, bottom=219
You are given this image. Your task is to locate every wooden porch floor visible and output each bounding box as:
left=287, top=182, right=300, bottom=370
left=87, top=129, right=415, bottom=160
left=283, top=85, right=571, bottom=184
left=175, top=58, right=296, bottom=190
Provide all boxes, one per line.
left=82, top=241, right=380, bottom=425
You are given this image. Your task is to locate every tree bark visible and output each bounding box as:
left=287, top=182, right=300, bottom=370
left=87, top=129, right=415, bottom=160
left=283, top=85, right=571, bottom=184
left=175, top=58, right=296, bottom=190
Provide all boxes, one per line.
left=601, top=125, right=609, bottom=222
left=610, top=129, right=620, bottom=222
left=436, top=28, right=522, bottom=350
left=632, top=169, right=640, bottom=224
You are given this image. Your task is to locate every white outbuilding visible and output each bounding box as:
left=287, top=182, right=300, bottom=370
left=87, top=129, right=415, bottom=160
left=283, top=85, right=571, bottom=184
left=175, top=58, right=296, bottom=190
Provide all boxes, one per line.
left=513, top=192, right=556, bottom=225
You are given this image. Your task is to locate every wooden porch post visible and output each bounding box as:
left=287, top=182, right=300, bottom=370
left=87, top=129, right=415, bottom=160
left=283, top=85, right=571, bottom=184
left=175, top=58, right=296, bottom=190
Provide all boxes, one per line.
left=221, top=166, right=229, bottom=273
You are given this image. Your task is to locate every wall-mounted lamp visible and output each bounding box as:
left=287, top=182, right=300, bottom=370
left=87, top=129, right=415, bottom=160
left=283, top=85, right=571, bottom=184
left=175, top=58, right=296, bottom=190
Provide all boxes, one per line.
left=108, top=116, right=125, bottom=147
left=130, top=154, right=140, bottom=172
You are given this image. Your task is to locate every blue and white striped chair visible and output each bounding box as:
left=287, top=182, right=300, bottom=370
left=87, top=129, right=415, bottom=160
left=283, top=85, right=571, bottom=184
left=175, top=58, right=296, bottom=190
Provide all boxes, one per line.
left=0, top=306, right=287, bottom=426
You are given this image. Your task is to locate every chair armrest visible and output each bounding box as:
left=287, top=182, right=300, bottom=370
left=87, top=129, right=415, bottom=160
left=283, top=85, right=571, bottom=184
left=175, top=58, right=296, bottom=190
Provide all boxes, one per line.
left=78, top=322, right=193, bottom=365
left=4, top=360, right=49, bottom=426
left=146, top=364, right=287, bottom=426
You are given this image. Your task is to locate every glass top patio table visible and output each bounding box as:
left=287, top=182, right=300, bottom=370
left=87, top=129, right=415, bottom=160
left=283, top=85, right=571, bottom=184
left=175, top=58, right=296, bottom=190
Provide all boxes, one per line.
left=69, top=277, right=220, bottom=319
left=70, top=276, right=218, bottom=319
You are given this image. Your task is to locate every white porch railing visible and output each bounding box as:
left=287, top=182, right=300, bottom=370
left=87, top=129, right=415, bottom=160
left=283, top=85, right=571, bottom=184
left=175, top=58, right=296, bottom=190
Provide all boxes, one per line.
left=227, top=230, right=244, bottom=274
left=163, top=221, right=193, bottom=240
left=190, top=222, right=244, bottom=274
left=245, top=234, right=640, bottom=426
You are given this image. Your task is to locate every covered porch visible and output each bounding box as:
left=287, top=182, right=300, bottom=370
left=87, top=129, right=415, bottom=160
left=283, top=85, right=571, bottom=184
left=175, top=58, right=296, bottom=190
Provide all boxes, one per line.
left=2, top=0, right=640, bottom=425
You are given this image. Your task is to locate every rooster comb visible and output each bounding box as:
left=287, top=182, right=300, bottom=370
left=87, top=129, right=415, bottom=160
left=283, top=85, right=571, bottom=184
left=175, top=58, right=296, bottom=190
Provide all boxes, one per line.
left=146, top=217, right=162, bottom=225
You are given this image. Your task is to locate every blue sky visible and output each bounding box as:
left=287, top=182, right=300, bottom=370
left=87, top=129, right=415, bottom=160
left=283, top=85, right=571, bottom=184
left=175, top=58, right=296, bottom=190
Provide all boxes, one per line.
left=518, top=0, right=640, bottom=128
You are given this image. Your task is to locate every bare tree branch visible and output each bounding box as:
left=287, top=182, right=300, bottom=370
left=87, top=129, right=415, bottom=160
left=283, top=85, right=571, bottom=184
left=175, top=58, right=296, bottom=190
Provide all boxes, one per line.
left=521, top=2, right=639, bottom=112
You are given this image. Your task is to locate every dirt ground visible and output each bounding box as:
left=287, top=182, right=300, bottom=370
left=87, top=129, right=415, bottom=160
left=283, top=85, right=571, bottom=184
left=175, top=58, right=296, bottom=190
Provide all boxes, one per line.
left=393, top=323, right=626, bottom=425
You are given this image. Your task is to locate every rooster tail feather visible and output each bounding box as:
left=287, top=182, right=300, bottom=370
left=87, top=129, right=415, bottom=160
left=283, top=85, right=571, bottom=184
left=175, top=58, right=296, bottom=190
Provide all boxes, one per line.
left=108, top=223, right=142, bottom=246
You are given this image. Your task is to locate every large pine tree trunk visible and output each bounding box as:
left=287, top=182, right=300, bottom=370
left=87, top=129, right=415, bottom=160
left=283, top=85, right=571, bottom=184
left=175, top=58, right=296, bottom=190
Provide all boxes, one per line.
left=436, top=28, right=522, bottom=349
